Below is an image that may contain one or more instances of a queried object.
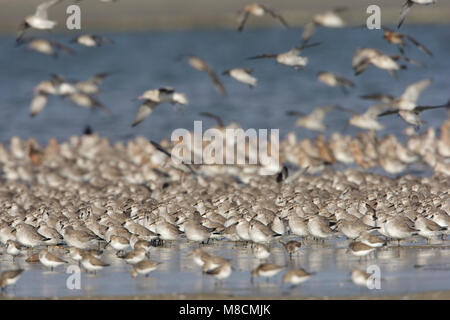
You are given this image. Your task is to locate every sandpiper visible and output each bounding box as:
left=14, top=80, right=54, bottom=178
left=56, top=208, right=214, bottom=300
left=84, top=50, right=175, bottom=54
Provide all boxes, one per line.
left=189, top=248, right=212, bottom=267
left=280, top=240, right=301, bottom=257
left=183, top=220, right=215, bottom=243
left=17, top=0, right=63, bottom=42
left=132, top=99, right=159, bottom=127
left=348, top=104, right=392, bottom=131
left=222, top=68, right=257, bottom=88
left=15, top=223, right=50, bottom=249
left=302, top=7, right=346, bottom=43
left=6, top=240, right=22, bottom=259
left=137, top=87, right=188, bottom=105
left=291, top=105, right=343, bottom=132
left=414, top=216, right=447, bottom=241
left=236, top=3, right=289, bottom=32
left=80, top=252, right=110, bottom=273
left=17, top=38, right=75, bottom=58
left=249, top=220, right=280, bottom=243
left=248, top=42, right=320, bottom=71
left=122, top=248, right=147, bottom=265
left=381, top=26, right=432, bottom=56
left=39, top=250, right=67, bottom=271
left=179, top=55, right=226, bottom=96
left=282, top=269, right=313, bottom=286
left=70, top=34, right=113, bottom=47
left=253, top=243, right=271, bottom=260
left=317, top=72, right=354, bottom=92
left=357, top=232, right=386, bottom=248
left=108, top=235, right=130, bottom=252
left=61, top=226, right=101, bottom=250
left=307, top=216, right=336, bottom=240
left=251, top=263, right=284, bottom=280
left=204, top=260, right=232, bottom=281
left=348, top=241, right=376, bottom=257
left=130, top=260, right=161, bottom=278
left=0, top=270, right=24, bottom=291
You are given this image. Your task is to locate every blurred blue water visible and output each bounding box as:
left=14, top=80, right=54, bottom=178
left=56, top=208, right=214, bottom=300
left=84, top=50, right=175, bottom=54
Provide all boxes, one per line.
left=0, top=25, right=449, bottom=145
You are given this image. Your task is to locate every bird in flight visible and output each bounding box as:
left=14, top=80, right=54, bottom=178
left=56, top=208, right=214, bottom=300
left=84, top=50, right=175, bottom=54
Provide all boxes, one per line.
left=247, top=42, right=320, bottom=70
left=16, top=37, right=75, bottom=58
left=317, top=72, right=355, bottom=93
left=381, top=26, right=432, bottom=56
left=132, top=87, right=188, bottom=127
left=17, top=0, right=63, bottom=43
left=178, top=55, right=226, bottom=96
left=222, top=68, right=257, bottom=88
left=287, top=105, right=348, bottom=132
left=398, top=0, right=436, bottom=29
left=236, top=3, right=289, bottom=32
left=348, top=104, right=393, bottom=131
left=301, top=7, right=347, bottom=44
left=378, top=100, right=450, bottom=127
left=70, top=34, right=114, bottom=47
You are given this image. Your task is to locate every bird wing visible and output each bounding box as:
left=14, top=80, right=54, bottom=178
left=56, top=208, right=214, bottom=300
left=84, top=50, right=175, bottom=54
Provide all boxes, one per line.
left=404, top=34, right=433, bottom=56
left=199, top=112, right=225, bottom=127
left=247, top=53, right=277, bottom=60
left=132, top=100, right=158, bottom=127
left=414, top=102, right=450, bottom=113
left=150, top=140, right=196, bottom=174
left=378, top=109, right=400, bottom=117
left=260, top=5, right=289, bottom=27
left=310, top=105, right=336, bottom=121
left=90, top=96, right=112, bottom=116
left=361, top=93, right=395, bottom=103
left=206, top=69, right=226, bottom=96
left=401, top=78, right=432, bottom=103
left=301, top=22, right=317, bottom=43
left=285, top=110, right=304, bottom=117
left=392, top=55, right=425, bottom=67
left=35, top=0, right=61, bottom=19
left=30, top=94, right=48, bottom=117
left=398, top=1, right=414, bottom=28
left=237, top=10, right=250, bottom=32
left=366, top=103, right=392, bottom=118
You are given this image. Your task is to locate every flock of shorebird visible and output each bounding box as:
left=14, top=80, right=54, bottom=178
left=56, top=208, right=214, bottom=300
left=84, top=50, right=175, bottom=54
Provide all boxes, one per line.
left=1, top=0, right=449, bottom=294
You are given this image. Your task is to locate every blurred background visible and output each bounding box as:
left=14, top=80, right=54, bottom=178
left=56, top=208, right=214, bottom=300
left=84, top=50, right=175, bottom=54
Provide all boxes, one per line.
left=0, top=0, right=449, bottom=145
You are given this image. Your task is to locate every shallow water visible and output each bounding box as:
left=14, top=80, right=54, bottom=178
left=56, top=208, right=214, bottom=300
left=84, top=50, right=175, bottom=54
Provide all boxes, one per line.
left=1, top=236, right=449, bottom=298
left=1, top=26, right=449, bottom=146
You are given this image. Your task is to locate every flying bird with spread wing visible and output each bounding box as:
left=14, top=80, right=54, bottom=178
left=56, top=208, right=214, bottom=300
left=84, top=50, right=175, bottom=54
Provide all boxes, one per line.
left=247, top=42, right=320, bottom=70
left=236, top=3, right=289, bottom=32
left=381, top=26, right=432, bottom=56
left=17, top=0, right=63, bottom=42
left=178, top=55, right=226, bottom=96
left=301, top=7, right=347, bottom=44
